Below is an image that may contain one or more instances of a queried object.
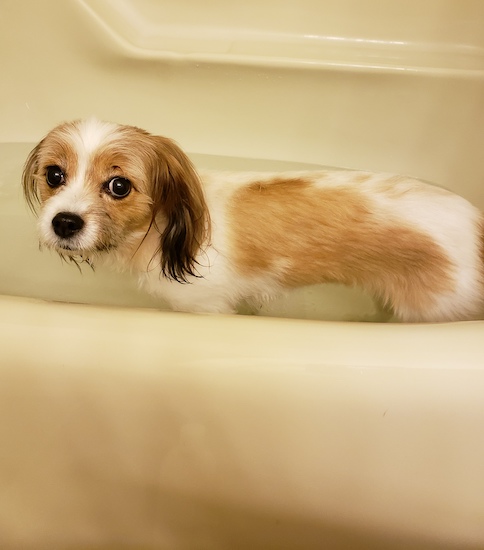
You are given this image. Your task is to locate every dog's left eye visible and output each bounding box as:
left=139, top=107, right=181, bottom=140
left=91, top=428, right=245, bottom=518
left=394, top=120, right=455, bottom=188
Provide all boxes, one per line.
left=106, top=177, right=132, bottom=199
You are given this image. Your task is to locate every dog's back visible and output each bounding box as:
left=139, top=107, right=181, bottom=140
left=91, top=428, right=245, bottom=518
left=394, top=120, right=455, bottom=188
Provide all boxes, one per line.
left=199, top=170, right=484, bottom=321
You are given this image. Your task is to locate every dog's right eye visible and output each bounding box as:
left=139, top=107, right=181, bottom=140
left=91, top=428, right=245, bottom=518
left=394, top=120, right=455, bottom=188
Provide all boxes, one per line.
left=46, top=166, right=65, bottom=188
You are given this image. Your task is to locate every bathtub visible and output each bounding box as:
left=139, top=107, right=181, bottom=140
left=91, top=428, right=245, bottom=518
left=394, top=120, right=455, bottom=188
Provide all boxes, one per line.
left=1, top=1, right=484, bottom=548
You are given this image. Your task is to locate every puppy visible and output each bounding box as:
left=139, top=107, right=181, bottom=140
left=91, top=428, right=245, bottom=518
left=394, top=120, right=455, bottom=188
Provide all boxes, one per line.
left=22, top=118, right=484, bottom=322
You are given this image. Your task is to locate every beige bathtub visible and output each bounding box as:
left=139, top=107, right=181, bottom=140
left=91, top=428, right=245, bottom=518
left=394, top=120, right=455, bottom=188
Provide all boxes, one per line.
left=1, top=1, right=484, bottom=548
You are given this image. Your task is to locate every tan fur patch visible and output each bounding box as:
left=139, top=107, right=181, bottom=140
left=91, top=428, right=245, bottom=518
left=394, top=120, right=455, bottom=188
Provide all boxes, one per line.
left=35, top=134, right=79, bottom=204
left=229, top=177, right=454, bottom=316
left=89, top=146, right=153, bottom=235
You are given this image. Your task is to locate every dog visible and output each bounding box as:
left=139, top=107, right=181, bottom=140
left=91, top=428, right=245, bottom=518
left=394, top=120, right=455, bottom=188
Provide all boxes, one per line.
left=22, top=118, right=484, bottom=322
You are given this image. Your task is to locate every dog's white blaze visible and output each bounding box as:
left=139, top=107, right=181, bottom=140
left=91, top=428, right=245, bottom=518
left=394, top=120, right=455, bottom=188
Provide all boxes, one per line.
left=70, top=118, right=119, bottom=157
left=39, top=119, right=120, bottom=251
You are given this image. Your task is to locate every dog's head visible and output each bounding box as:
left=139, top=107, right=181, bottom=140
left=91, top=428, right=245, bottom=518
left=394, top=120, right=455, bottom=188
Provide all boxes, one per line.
left=22, top=118, right=209, bottom=281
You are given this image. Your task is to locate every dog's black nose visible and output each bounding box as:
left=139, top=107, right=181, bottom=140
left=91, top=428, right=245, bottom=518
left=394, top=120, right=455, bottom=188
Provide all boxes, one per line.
left=52, top=212, right=85, bottom=238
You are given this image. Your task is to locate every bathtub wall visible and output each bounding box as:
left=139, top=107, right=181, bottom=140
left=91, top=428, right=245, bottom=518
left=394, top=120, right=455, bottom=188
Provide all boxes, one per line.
left=1, top=0, right=484, bottom=202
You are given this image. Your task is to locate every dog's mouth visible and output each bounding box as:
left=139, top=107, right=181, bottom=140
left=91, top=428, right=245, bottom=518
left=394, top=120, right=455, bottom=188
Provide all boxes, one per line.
left=45, top=241, right=117, bottom=271
left=55, top=242, right=116, bottom=252
left=48, top=239, right=117, bottom=259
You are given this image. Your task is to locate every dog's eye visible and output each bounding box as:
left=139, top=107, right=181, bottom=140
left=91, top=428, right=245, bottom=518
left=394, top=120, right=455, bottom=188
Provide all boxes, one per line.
left=106, top=177, right=132, bottom=199
left=46, top=165, right=65, bottom=188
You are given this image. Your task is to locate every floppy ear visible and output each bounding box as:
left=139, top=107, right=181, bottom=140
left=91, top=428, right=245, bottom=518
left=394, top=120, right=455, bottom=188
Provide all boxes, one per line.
left=150, top=136, right=210, bottom=283
left=22, top=141, right=43, bottom=212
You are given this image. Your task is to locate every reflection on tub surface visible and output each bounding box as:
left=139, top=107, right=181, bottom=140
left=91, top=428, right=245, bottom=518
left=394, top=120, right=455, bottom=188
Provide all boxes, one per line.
left=1, top=142, right=387, bottom=322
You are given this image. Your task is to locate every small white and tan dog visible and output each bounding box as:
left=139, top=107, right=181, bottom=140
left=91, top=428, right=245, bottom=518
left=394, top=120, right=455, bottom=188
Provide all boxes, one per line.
left=22, top=118, right=484, bottom=322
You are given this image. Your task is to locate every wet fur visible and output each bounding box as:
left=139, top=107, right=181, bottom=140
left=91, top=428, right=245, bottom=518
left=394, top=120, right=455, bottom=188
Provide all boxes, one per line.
left=22, top=118, right=484, bottom=322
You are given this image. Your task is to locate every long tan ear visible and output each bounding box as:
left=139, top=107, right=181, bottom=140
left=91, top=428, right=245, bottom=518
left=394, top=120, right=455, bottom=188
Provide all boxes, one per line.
left=22, top=141, right=43, bottom=213
left=150, top=136, right=210, bottom=283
